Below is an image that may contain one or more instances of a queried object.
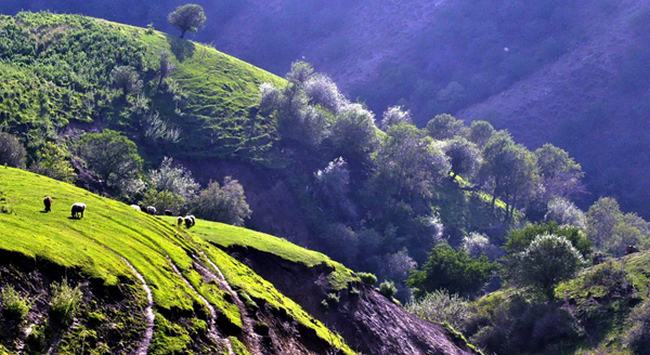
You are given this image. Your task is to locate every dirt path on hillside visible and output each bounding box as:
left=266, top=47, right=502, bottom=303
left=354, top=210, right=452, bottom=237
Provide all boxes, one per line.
left=167, top=257, right=233, bottom=355
left=196, top=251, right=262, bottom=354
left=121, top=257, right=155, bottom=355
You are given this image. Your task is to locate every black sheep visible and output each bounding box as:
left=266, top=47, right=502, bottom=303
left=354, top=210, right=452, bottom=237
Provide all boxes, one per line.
left=71, top=203, right=86, bottom=219
left=43, top=196, right=52, bottom=212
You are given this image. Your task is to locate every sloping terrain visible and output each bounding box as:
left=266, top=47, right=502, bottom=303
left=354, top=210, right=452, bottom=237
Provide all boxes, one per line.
left=0, top=11, right=283, bottom=162
left=466, top=249, right=650, bottom=354
left=0, top=167, right=473, bottom=354
left=7, top=1, right=650, bottom=217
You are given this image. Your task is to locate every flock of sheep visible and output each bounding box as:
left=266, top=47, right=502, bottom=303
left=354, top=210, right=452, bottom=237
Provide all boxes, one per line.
left=42, top=196, right=196, bottom=228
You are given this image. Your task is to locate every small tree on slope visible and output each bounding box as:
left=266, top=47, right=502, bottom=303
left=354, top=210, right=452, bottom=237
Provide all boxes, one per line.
left=168, top=4, right=207, bottom=39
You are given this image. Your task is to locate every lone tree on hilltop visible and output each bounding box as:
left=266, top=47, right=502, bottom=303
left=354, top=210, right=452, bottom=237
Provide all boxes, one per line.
left=168, top=4, right=207, bottom=38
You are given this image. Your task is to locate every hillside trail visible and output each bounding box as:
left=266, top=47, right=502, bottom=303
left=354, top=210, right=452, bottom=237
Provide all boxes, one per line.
left=167, top=257, right=234, bottom=355
left=121, top=257, right=155, bottom=355
left=195, top=251, right=262, bottom=354
left=58, top=226, right=156, bottom=355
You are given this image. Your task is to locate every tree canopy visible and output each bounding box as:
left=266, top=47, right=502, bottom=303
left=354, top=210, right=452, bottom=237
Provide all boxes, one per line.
left=168, top=3, right=207, bottom=38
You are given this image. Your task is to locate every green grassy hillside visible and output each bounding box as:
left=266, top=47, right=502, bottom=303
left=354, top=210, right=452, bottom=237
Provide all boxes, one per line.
left=466, top=251, right=650, bottom=354
left=0, top=11, right=284, bottom=160
left=0, top=167, right=352, bottom=354
left=187, top=220, right=359, bottom=290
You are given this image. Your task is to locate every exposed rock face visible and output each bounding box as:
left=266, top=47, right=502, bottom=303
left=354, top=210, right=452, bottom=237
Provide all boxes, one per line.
left=227, top=246, right=477, bottom=355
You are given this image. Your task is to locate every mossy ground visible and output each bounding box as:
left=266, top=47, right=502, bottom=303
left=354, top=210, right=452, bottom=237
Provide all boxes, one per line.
left=0, top=167, right=352, bottom=353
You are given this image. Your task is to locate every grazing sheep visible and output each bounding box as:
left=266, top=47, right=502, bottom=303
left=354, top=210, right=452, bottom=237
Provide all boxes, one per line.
left=164, top=210, right=173, bottom=216
left=43, top=196, right=52, bottom=212
left=184, top=216, right=193, bottom=229
left=130, top=204, right=141, bottom=212
left=71, top=203, right=86, bottom=219
left=177, top=216, right=184, bottom=227
left=188, top=215, right=196, bottom=227
left=145, top=206, right=157, bottom=215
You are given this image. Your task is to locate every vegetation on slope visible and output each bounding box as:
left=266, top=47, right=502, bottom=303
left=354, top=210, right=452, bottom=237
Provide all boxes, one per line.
left=187, top=219, right=359, bottom=290
left=0, top=11, right=283, bottom=161
left=0, top=167, right=352, bottom=353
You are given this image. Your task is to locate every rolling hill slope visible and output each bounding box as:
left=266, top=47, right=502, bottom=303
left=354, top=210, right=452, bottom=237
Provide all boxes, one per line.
left=0, top=167, right=474, bottom=354
left=0, top=11, right=284, bottom=163
left=7, top=1, right=650, bottom=217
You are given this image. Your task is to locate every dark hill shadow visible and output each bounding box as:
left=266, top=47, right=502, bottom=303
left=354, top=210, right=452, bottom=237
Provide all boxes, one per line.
left=167, top=36, right=195, bottom=62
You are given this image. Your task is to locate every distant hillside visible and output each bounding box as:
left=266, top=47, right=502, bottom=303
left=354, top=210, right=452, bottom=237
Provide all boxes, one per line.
left=6, top=0, right=650, bottom=216
left=0, top=167, right=475, bottom=354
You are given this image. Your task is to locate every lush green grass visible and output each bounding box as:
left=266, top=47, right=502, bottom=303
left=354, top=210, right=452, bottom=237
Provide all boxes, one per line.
left=0, top=167, right=352, bottom=353
left=186, top=219, right=359, bottom=290
left=0, top=11, right=284, bottom=160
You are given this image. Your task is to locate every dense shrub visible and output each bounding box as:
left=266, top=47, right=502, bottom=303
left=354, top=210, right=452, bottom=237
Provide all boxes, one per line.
left=319, top=223, right=359, bottom=265
left=509, top=234, right=584, bottom=297
left=378, top=280, right=398, bottom=299
left=313, top=157, right=356, bottom=220
left=30, top=142, right=76, bottom=183
left=0, top=132, right=27, bottom=168
left=49, top=280, right=83, bottom=326
left=534, top=144, right=584, bottom=200
left=330, top=103, right=379, bottom=162
left=444, top=137, right=481, bottom=179
left=468, top=291, right=583, bottom=354
left=586, top=197, right=650, bottom=256
left=467, top=120, right=495, bottom=147
left=505, top=222, right=591, bottom=258
left=370, top=124, right=450, bottom=204
left=75, top=130, right=144, bottom=198
left=110, top=65, right=142, bottom=97
left=380, top=105, right=412, bottom=130
left=303, top=73, right=347, bottom=113
left=192, top=177, right=251, bottom=226
left=408, top=243, right=496, bottom=298
left=479, top=131, right=539, bottom=218
left=407, top=290, right=471, bottom=331
left=141, top=189, right=186, bottom=214
left=381, top=249, right=417, bottom=282
left=358, top=272, right=378, bottom=285
left=1, top=286, right=29, bottom=322
left=425, top=114, right=465, bottom=140
left=462, top=232, right=502, bottom=260
left=625, top=300, right=650, bottom=352
left=545, top=197, right=586, bottom=229
left=264, top=64, right=332, bottom=149
left=148, top=157, right=199, bottom=199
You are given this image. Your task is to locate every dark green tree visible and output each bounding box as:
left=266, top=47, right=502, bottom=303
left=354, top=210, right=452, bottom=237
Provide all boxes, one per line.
left=505, top=222, right=591, bottom=257
left=425, top=114, right=465, bottom=140
left=192, top=177, right=252, bottom=226
left=467, top=120, right=496, bottom=147
left=371, top=124, right=450, bottom=204
left=480, top=131, right=539, bottom=219
left=445, top=137, right=480, bottom=179
left=110, top=66, right=142, bottom=97
left=408, top=243, right=496, bottom=298
left=534, top=144, right=584, bottom=200
left=75, top=130, right=143, bottom=197
left=168, top=4, right=207, bottom=38
left=509, top=234, right=584, bottom=298
left=331, top=103, right=379, bottom=163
